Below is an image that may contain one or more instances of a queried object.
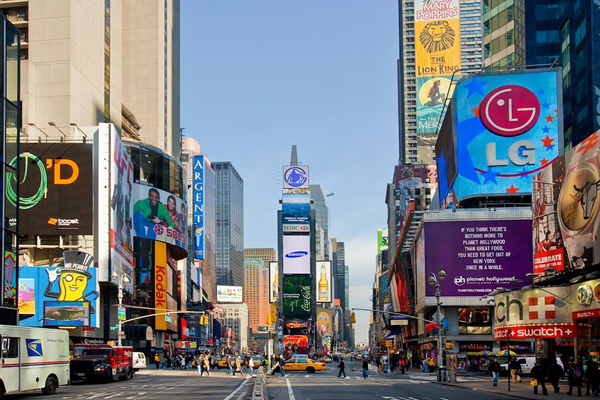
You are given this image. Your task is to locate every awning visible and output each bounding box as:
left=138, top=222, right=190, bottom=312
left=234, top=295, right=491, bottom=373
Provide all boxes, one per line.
left=384, top=330, right=401, bottom=339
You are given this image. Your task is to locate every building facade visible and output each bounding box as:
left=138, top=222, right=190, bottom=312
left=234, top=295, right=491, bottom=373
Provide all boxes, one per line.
left=309, top=184, right=331, bottom=260
left=243, top=257, right=269, bottom=333
left=221, top=303, right=249, bottom=352
left=214, top=162, right=244, bottom=287
left=483, top=0, right=526, bottom=68
left=244, top=248, right=276, bottom=265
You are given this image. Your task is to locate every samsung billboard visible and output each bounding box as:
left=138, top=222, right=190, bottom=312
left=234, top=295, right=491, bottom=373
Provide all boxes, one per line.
left=283, top=235, right=310, bottom=275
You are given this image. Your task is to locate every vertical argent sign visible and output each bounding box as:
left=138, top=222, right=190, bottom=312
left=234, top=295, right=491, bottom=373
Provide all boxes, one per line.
left=193, top=155, right=205, bottom=259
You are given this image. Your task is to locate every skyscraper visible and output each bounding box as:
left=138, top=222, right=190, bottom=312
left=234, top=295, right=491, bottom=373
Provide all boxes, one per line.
left=309, top=184, right=331, bottom=260
left=460, top=0, right=485, bottom=70
left=244, top=248, right=276, bottom=265
left=243, top=258, right=269, bottom=333
left=214, top=162, right=244, bottom=287
left=483, top=0, right=526, bottom=68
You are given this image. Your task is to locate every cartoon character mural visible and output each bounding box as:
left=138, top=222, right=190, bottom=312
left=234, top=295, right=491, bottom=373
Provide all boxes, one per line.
left=18, top=250, right=99, bottom=327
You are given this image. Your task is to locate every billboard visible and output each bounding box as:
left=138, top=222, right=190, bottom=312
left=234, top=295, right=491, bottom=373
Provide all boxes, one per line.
left=283, top=165, right=309, bottom=189
left=269, top=262, right=279, bottom=303
left=533, top=130, right=600, bottom=278
left=449, top=69, right=562, bottom=203
left=132, top=183, right=187, bottom=249
left=155, top=241, right=168, bottom=331
left=18, top=251, right=99, bottom=327
left=9, top=143, right=93, bottom=235
left=192, top=155, right=205, bottom=259
left=217, top=286, right=243, bottom=303
left=282, top=193, right=310, bottom=233
left=435, top=109, right=457, bottom=203
left=110, top=129, right=134, bottom=293
left=283, top=335, right=309, bottom=348
left=316, top=261, right=332, bottom=303
left=283, top=275, right=312, bottom=318
left=377, top=229, right=388, bottom=254
left=316, top=309, right=333, bottom=336
left=283, top=235, right=310, bottom=274
left=415, top=0, right=460, bottom=135
left=424, top=219, right=533, bottom=296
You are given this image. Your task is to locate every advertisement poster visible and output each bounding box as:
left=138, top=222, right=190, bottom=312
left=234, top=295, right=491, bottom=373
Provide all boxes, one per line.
left=377, top=228, right=388, bottom=254
left=217, top=286, right=243, bottom=303
left=3, top=251, right=16, bottom=300
left=533, top=130, right=600, bottom=277
left=282, top=193, right=310, bottom=233
left=283, top=276, right=312, bottom=318
left=193, top=155, right=205, bottom=259
left=132, top=183, right=187, bottom=249
left=424, top=219, right=532, bottom=296
left=283, top=165, right=309, bottom=189
left=316, top=310, right=333, bottom=336
left=154, top=241, right=167, bottom=331
left=315, top=261, right=332, bottom=303
left=8, top=143, right=94, bottom=235
left=415, top=0, right=460, bottom=135
left=269, top=262, right=279, bottom=303
left=283, top=335, right=308, bottom=348
left=450, top=70, right=562, bottom=203
left=18, top=251, right=99, bottom=327
left=283, top=235, right=310, bottom=274
left=110, top=128, right=134, bottom=293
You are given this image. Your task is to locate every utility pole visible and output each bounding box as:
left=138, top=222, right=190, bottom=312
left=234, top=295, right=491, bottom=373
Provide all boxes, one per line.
left=427, top=266, right=446, bottom=382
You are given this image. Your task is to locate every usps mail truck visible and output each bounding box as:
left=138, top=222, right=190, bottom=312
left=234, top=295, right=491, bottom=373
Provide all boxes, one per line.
left=0, top=325, right=70, bottom=397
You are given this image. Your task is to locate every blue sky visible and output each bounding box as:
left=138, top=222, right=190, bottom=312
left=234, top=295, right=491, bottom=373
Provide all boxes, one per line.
left=181, top=0, right=399, bottom=344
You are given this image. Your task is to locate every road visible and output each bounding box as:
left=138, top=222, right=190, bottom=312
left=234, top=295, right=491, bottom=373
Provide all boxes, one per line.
left=6, top=369, right=254, bottom=400
left=265, top=360, right=507, bottom=400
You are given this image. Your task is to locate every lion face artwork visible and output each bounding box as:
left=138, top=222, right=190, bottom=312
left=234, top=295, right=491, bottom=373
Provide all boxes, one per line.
left=419, top=20, right=456, bottom=54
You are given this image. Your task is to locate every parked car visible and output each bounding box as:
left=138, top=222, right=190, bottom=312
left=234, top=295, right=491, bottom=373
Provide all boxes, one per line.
left=71, top=344, right=134, bottom=382
left=133, top=352, right=147, bottom=371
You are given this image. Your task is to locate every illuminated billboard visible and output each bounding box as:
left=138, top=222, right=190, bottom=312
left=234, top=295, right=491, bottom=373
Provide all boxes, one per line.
left=192, top=155, right=205, bottom=259
left=282, top=193, right=310, bottom=233
left=533, top=130, right=600, bottom=278
left=269, top=262, right=279, bottom=303
left=415, top=0, right=460, bottom=135
left=283, top=165, right=309, bottom=189
left=443, top=69, right=563, bottom=203
left=377, top=229, right=388, bottom=254
left=283, top=275, right=312, bottom=318
left=217, top=286, right=243, bottom=303
left=18, top=251, right=99, bottom=327
left=283, top=235, right=310, bottom=274
left=154, top=241, right=168, bottom=331
left=8, top=143, right=94, bottom=235
left=316, top=261, right=332, bottom=303
left=132, top=184, right=187, bottom=249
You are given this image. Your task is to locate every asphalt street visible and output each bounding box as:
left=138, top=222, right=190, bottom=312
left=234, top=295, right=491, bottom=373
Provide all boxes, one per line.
left=6, top=369, right=254, bottom=400
left=265, top=360, right=508, bottom=400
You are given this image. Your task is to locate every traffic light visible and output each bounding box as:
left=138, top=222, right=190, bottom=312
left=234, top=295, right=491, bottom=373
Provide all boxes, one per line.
left=350, top=312, right=356, bottom=324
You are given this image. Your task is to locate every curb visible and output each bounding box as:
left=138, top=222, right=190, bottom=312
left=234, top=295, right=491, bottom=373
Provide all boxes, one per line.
left=437, top=382, right=542, bottom=400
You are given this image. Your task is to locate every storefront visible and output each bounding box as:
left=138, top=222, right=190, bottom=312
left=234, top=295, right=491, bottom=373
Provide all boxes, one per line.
left=571, top=279, right=600, bottom=363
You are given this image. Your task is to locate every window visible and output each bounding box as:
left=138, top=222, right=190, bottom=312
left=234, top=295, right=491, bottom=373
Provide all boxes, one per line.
left=2, top=337, right=18, bottom=358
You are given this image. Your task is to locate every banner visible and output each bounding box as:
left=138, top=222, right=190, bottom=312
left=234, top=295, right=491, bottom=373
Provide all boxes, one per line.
left=110, top=129, right=134, bottom=293
left=415, top=0, right=460, bottom=135
left=269, top=262, right=279, bottom=303
left=155, top=241, right=167, bottom=331
left=18, top=251, right=99, bottom=327
left=192, top=155, right=205, bottom=259
left=377, top=229, right=388, bottom=254
left=132, top=184, right=187, bottom=250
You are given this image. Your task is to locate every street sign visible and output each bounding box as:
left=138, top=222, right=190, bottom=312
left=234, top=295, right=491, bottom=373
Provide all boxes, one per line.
left=118, top=306, right=126, bottom=321
left=165, top=315, right=172, bottom=323
left=110, top=324, right=119, bottom=331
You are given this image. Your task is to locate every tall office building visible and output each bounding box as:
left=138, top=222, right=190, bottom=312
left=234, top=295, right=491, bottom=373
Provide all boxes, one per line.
left=221, top=303, right=249, bottom=352
left=309, top=184, right=331, bottom=260
left=243, top=258, right=269, bottom=333
left=0, top=0, right=181, bottom=158
left=214, top=162, right=244, bottom=287
left=244, top=248, right=276, bottom=265
left=460, top=0, right=485, bottom=70
left=483, top=0, right=526, bottom=68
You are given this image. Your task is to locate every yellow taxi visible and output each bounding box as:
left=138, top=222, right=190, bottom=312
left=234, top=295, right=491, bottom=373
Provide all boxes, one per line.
left=216, top=357, right=234, bottom=369
left=318, top=356, right=332, bottom=363
left=251, top=356, right=264, bottom=367
left=284, top=358, right=327, bottom=373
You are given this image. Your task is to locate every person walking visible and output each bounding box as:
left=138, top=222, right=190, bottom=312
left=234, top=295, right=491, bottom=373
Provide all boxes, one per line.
left=226, top=354, right=232, bottom=375
left=202, top=355, right=211, bottom=376
left=400, top=358, right=406, bottom=374
left=531, top=359, right=549, bottom=396
left=509, top=357, right=522, bottom=383
left=567, top=358, right=583, bottom=396
left=249, top=356, right=255, bottom=377
left=547, top=359, right=564, bottom=393
left=154, top=354, right=160, bottom=370
left=376, top=357, right=382, bottom=374
left=279, top=355, right=286, bottom=377
left=488, top=358, right=501, bottom=387
left=338, top=358, right=347, bottom=378
left=362, top=359, right=369, bottom=379
left=586, top=359, right=599, bottom=397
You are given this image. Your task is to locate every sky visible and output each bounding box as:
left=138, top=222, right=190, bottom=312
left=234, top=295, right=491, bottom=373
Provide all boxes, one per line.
left=181, top=1, right=399, bottom=345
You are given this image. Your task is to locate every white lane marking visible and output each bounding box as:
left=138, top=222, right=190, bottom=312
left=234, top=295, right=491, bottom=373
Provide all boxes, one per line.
left=441, top=398, right=450, bottom=400
left=338, top=378, right=350, bottom=386
left=104, top=394, right=122, bottom=399
left=88, top=393, right=109, bottom=399
left=224, top=376, right=251, bottom=400
left=126, top=393, right=146, bottom=399
left=286, top=377, right=296, bottom=400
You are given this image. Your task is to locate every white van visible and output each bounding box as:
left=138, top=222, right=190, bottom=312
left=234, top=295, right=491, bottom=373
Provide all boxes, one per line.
left=0, top=325, right=70, bottom=397
left=133, top=352, right=147, bottom=371
left=500, top=356, right=564, bottom=374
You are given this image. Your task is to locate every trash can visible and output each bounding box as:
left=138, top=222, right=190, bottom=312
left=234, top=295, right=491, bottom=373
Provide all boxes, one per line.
left=437, top=366, right=447, bottom=382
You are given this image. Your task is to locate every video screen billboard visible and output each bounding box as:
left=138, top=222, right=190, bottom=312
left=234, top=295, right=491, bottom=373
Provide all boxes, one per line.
left=533, top=130, right=600, bottom=278
left=283, top=165, right=309, bottom=189
left=192, top=155, right=205, bottom=259
left=18, top=251, right=99, bottom=327
left=316, top=261, right=332, bottom=303
left=132, top=183, right=187, bottom=249
left=415, top=0, right=460, bottom=135
left=9, top=143, right=93, bottom=235
left=269, top=262, right=279, bottom=303
left=282, top=193, right=310, bottom=233
left=217, top=286, right=243, bottom=303
left=424, top=219, right=532, bottom=296
left=110, top=128, right=134, bottom=293
left=435, top=108, right=457, bottom=203
left=377, top=229, right=388, bottom=254
left=283, top=275, right=312, bottom=318
left=283, top=235, right=310, bottom=274
left=450, top=70, right=562, bottom=203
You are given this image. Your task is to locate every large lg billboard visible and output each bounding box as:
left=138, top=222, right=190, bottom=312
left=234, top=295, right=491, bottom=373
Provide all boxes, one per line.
left=283, top=235, right=310, bottom=274
left=423, top=219, right=532, bottom=296
left=10, top=143, right=94, bottom=235
left=437, top=69, right=563, bottom=205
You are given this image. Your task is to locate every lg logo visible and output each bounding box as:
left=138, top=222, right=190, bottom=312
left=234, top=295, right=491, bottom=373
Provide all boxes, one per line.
left=480, top=85, right=540, bottom=137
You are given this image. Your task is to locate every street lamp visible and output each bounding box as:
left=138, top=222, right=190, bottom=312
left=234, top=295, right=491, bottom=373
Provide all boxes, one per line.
left=111, top=271, right=131, bottom=347
left=428, top=266, right=446, bottom=381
